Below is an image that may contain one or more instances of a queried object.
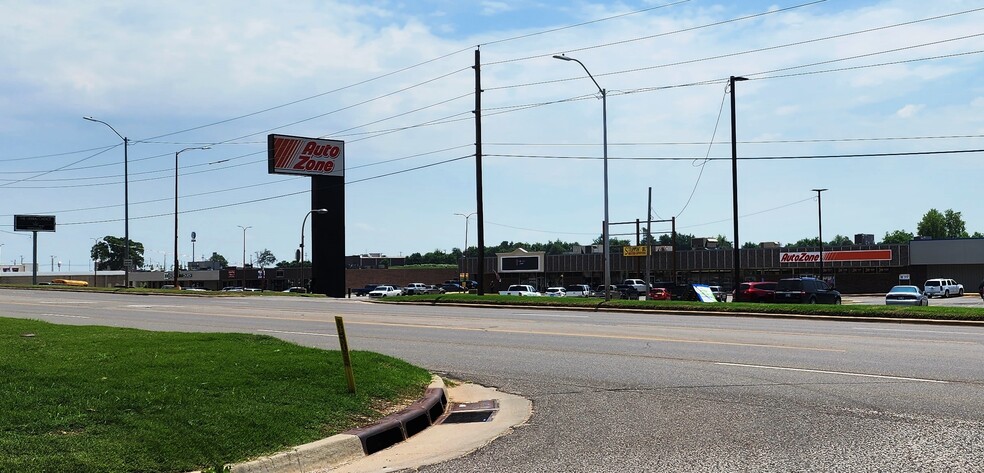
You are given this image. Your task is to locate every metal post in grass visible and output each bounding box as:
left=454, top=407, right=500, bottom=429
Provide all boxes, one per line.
left=334, top=316, right=356, bottom=393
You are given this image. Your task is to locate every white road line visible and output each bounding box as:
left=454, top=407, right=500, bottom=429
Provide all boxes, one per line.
left=258, top=329, right=334, bottom=337
left=716, top=362, right=949, bottom=384
left=42, top=314, right=90, bottom=319
left=513, top=313, right=590, bottom=318
left=853, top=327, right=981, bottom=336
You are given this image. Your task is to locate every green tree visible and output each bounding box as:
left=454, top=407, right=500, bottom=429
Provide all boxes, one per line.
left=209, top=252, right=228, bottom=268
left=880, top=229, right=914, bottom=244
left=591, top=234, right=630, bottom=249
left=90, top=236, right=144, bottom=271
left=973, top=231, right=984, bottom=239
left=714, top=234, right=733, bottom=250
left=658, top=233, right=693, bottom=248
left=917, top=209, right=947, bottom=239
left=741, top=241, right=759, bottom=249
left=254, top=249, right=276, bottom=268
left=943, top=209, right=968, bottom=238
left=828, top=234, right=852, bottom=246
left=786, top=237, right=820, bottom=248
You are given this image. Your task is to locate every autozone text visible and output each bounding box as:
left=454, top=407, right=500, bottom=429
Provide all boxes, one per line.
left=780, top=252, right=821, bottom=263
left=301, top=141, right=341, bottom=158
left=293, top=156, right=335, bottom=173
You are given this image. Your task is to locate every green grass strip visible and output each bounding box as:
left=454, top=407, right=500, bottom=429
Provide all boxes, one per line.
left=390, top=294, right=984, bottom=321
left=0, top=317, right=431, bottom=473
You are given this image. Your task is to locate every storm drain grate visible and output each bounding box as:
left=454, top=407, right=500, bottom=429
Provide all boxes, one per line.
left=440, top=400, right=499, bottom=424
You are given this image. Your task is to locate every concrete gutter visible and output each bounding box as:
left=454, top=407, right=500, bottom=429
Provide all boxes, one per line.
left=217, top=377, right=531, bottom=473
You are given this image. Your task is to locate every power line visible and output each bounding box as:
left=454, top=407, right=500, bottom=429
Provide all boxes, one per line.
left=485, top=148, right=984, bottom=161
left=484, top=134, right=984, bottom=147
left=59, top=154, right=475, bottom=226
left=482, top=0, right=826, bottom=66
left=479, top=0, right=692, bottom=47
left=485, top=7, right=984, bottom=91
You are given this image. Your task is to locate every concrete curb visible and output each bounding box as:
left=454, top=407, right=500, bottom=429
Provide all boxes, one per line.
left=226, top=376, right=447, bottom=473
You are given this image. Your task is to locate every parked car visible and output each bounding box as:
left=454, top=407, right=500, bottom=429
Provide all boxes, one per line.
left=544, top=287, right=566, bottom=297
left=623, top=279, right=650, bottom=293
left=403, top=282, right=429, bottom=295
left=648, top=287, right=671, bottom=300
left=282, top=287, right=307, bottom=293
left=564, top=284, right=592, bottom=297
left=885, top=285, right=928, bottom=306
left=182, top=286, right=208, bottom=292
left=499, top=284, right=541, bottom=296
left=423, top=284, right=445, bottom=294
left=614, top=284, right=643, bottom=300
left=708, top=285, right=727, bottom=302
left=440, top=283, right=467, bottom=293
left=773, top=278, right=841, bottom=304
left=592, top=284, right=618, bottom=298
left=221, top=286, right=243, bottom=292
left=353, top=284, right=381, bottom=297
left=243, top=287, right=262, bottom=292
left=368, top=285, right=401, bottom=298
left=923, top=278, right=963, bottom=298
left=733, top=281, right=778, bottom=302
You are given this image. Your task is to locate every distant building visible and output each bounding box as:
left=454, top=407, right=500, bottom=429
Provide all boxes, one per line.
left=854, top=233, right=875, bottom=245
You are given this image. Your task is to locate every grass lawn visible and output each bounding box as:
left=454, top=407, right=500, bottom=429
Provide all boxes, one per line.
left=0, top=317, right=431, bottom=473
left=390, top=294, right=984, bottom=321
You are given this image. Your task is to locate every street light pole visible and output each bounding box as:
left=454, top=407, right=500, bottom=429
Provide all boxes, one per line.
left=84, top=116, right=130, bottom=287
left=554, top=54, right=611, bottom=301
left=729, top=76, right=748, bottom=289
left=812, top=188, right=828, bottom=281
left=173, top=146, right=210, bottom=288
left=300, top=209, right=328, bottom=291
left=454, top=212, right=476, bottom=255
left=238, top=225, right=251, bottom=288
left=454, top=212, right=476, bottom=285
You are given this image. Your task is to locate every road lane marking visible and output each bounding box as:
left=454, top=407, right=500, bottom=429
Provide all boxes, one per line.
left=715, top=362, right=949, bottom=384
left=513, top=313, right=590, bottom=318
left=344, top=320, right=843, bottom=352
left=42, top=314, right=91, bottom=319
left=258, top=329, right=334, bottom=337
left=853, top=327, right=983, bottom=336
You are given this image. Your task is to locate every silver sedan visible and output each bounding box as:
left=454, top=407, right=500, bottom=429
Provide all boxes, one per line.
left=885, top=285, right=929, bottom=306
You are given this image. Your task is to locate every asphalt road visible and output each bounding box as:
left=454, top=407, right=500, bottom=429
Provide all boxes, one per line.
left=3, top=289, right=983, bottom=472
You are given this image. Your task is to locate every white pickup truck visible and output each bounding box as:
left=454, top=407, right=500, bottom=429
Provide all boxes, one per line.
left=498, top=284, right=541, bottom=296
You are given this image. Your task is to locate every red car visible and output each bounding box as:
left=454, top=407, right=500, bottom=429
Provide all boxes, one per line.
left=733, top=281, right=778, bottom=302
left=648, top=287, right=671, bottom=300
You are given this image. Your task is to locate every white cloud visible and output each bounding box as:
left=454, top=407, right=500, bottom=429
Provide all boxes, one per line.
left=895, top=104, right=923, bottom=118
left=481, top=1, right=513, bottom=16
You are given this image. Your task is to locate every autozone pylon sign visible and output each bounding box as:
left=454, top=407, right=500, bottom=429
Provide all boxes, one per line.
left=779, top=249, right=892, bottom=264
left=268, top=134, right=344, bottom=177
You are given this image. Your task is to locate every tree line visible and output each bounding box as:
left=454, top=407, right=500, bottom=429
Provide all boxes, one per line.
left=86, top=208, right=979, bottom=270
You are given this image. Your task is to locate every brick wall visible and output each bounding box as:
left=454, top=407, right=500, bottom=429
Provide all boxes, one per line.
left=346, top=268, right=459, bottom=291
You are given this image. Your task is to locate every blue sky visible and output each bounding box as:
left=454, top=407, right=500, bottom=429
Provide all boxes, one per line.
left=2, top=0, right=983, bottom=272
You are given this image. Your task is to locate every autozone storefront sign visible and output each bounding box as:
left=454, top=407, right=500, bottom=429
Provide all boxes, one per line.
left=780, top=249, right=892, bottom=264
left=268, top=134, right=344, bottom=177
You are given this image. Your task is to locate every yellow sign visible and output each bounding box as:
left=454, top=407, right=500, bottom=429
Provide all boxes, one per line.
left=623, top=246, right=649, bottom=257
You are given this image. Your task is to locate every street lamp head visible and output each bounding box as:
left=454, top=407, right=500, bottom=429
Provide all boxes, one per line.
left=732, top=76, right=749, bottom=82
left=553, top=54, right=573, bottom=61
left=313, top=208, right=328, bottom=214
left=812, top=188, right=828, bottom=193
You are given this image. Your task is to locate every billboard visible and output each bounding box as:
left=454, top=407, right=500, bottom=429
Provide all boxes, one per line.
left=268, top=134, right=344, bottom=177
left=14, top=215, right=56, bottom=232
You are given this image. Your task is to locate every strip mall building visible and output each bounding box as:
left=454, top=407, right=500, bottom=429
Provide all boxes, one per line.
left=460, top=239, right=984, bottom=294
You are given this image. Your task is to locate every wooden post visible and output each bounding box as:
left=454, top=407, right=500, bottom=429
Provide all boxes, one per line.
left=334, top=316, right=356, bottom=393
